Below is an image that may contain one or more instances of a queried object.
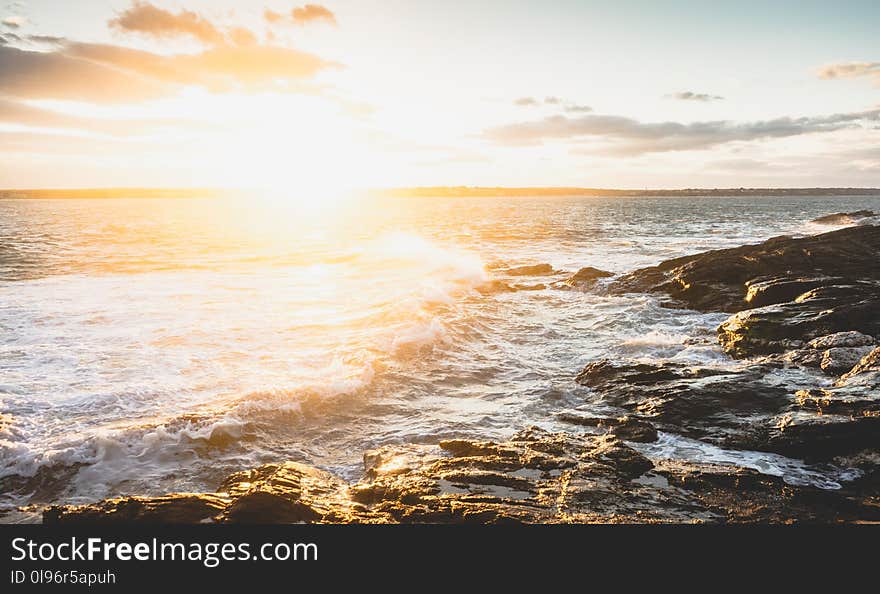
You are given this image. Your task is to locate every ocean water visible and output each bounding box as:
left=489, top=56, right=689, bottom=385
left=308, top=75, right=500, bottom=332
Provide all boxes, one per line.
left=1, top=193, right=879, bottom=518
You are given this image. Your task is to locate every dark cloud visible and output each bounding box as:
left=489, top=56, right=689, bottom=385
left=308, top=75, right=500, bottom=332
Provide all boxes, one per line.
left=818, top=62, right=880, bottom=83
left=668, top=91, right=724, bottom=102
left=292, top=4, right=337, bottom=26
left=482, top=109, right=880, bottom=155
left=108, top=2, right=225, bottom=45
left=514, top=97, right=539, bottom=106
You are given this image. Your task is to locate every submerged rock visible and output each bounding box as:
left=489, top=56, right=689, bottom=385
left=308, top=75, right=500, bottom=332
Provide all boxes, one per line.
left=504, top=263, right=557, bottom=276
left=556, top=266, right=614, bottom=289
left=810, top=210, right=876, bottom=225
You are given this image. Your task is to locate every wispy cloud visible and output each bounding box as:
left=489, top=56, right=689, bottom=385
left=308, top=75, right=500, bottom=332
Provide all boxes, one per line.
left=482, top=110, right=880, bottom=155
left=2, top=15, right=24, bottom=28
left=265, top=4, right=338, bottom=27
left=818, top=61, right=880, bottom=83
left=513, top=97, right=539, bottom=106
left=667, top=91, right=724, bottom=102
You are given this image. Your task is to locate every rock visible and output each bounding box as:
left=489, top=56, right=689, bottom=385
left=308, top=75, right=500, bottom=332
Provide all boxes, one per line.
left=574, top=359, right=789, bottom=448
left=43, top=427, right=880, bottom=524
left=810, top=210, right=876, bottom=225
left=557, top=267, right=614, bottom=289
left=744, top=277, right=841, bottom=308
left=820, top=347, right=875, bottom=374
left=717, top=283, right=880, bottom=358
left=512, top=283, right=546, bottom=291
left=808, top=331, right=876, bottom=349
left=475, top=279, right=515, bottom=294
left=609, top=225, right=880, bottom=312
left=43, top=494, right=230, bottom=524
left=837, top=347, right=880, bottom=386
left=574, top=356, right=880, bottom=463
left=505, top=263, right=556, bottom=276
left=557, top=413, right=659, bottom=442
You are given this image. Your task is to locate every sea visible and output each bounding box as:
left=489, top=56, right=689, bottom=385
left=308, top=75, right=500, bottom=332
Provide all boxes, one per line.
left=2, top=193, right=879, bottom=521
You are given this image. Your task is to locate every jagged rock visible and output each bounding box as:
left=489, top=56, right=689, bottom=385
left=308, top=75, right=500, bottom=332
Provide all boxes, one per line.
left=609, top=225, right=880, bottom=312
left=820, top=347, right=875, bottom=374
left=781, top=332, right=875, bottom=374
left=744, top=277, right=842, bottom=308
left=810, top=210, right=876, bottom=225
left=808, top=331, right=876, bottom=349
left=717, top=283, right=880, bottom=358
left=42, top=494, right=230, bottom=524
left=575, top=359, right=789, bottom=447
left=42, top=428, right=880, bottom=524
left=837, top=347, right=880, bottom=386
left=556, top=267, right=614, bottom=289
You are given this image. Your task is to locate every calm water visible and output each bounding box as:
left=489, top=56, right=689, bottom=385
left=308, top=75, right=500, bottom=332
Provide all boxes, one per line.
left=2, top=194, right=879, bottom=518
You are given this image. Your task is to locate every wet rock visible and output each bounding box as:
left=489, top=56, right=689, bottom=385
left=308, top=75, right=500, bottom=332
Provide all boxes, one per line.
left=820, top=347, right=875, bottom=374
left=780, top=332, right=875, bottom=374
left=505, top=263, right=556, bottom=276
left=810, top=210, right=876, bottom=225
left=557, top=266, right=614, bottom=289
left=837, top=347, right=880, bottom=386
left=609, top=225, right=880, bottom=312
left=744, top=277, right=841, bottom=308
left=512, top=283, right=546, bottom=291
left=717, top=283, right=880, bottom=358
left=43, top=494, right=230, bottom=524
left=575, top=359, right=790, bottom=448
left=475, top=279, right=515, bottom=294
left=574, top=355, right=880, bottom=463
left=42, top=427, right=880, bottom=524
left=557, top=412, right=658, bottom=442
left=808, top=331, right=875, bottom=349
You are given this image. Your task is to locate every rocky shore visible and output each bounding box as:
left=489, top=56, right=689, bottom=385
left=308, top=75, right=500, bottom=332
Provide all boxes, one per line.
left=44, top=218, right=880, bottom=524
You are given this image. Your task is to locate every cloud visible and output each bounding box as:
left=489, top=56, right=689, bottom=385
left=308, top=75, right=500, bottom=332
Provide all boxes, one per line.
left=108, top=2, right=226, bottom=45
left=2, top=15, right=24, bottom=28
left=544, top=96, right=561, bottom=105
left=564, top=104, right=592, bottom=113
left=0, top=44, right=171, bottom=103
left=668, top=91, right=724, bottom=102
left=65, top=41, right=338, bottom=92
left=0, top=35, right=339, bottom=102
left=482, top=109, right=880, bottom=155
left=514, top=97, right=539, bottom=106
left=0, top=97, right=213, bottom=136
left=292, top=4, right=337, bottom=26
left=818, top=62, right=880, bottom=83
left=264, top=9, right=284, bottom=24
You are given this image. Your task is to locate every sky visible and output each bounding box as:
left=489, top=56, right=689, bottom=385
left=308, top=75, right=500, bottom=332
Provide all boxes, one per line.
left=0, top=0, right=879, bottom=189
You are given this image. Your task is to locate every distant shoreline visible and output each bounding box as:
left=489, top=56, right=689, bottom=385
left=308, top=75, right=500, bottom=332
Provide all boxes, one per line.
left=2, top=187, right=880, bottom=199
